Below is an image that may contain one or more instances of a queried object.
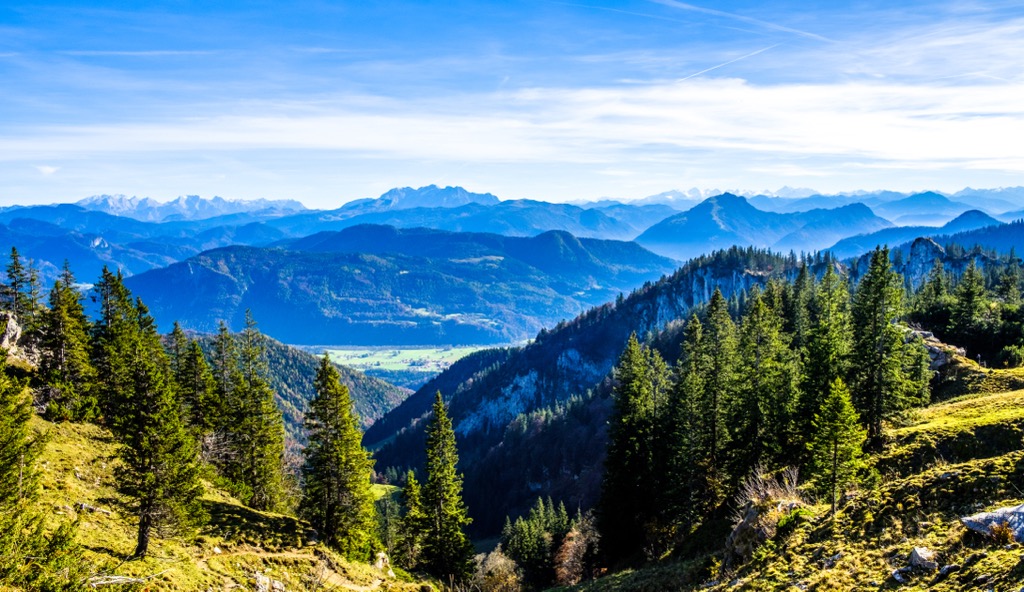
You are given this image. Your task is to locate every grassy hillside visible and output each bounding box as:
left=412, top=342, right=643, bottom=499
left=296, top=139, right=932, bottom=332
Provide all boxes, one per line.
left=562, top=365, right=1024, bottom=591
left=31, top=416, right=425, bottom=591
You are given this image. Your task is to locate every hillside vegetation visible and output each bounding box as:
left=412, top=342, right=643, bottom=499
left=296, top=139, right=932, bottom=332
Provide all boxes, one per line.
left=31, top=415, right=421, bottom=591
left=563, top=375, right=1024, bottom=591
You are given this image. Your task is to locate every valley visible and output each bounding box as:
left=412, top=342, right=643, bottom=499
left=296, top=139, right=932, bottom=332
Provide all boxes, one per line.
left=321, top=345, right=496, bottom=390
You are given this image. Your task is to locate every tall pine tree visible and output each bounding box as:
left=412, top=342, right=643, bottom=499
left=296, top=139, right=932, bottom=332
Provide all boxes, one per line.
left=38, top=262, right=97, bottom=420
left=421, top=392, right=475, bottom=582
left=808, top=379, right=865, bottom=514
left=301, top=355, right=377, bottom=560
left=223, top=312, right=287, bottom=512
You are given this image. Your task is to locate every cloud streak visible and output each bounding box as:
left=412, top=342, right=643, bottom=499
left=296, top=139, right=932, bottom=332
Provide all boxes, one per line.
left=648, top=0, right=833, bottom=42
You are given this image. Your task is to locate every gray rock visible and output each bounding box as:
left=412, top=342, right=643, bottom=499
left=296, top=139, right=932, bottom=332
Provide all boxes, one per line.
left=962, top=504, right=1024, bottom=542
left=910, top=547, right=938, bottom=571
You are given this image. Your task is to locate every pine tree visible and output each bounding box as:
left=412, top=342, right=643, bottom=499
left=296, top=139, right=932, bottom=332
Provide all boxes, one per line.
left=597, top=334, right=669, bottom=562
left=224, top=311, right=286, bottom=512
left=396, top=470, right=427, bottom=569
left=849, top=248, right=929, bottom=443
left=177, top=338, right=219, bottom=434
left=38, top=262, right=97, bottom=420
left=2, top=247, right=28, bottom=320
left=999, top=250, right=1021, bottom=305
left=799, top=265, right=852, bottom=440
left=301, top=355, right=377, bottom=560
left=421, top=392, right=474, bottom=582
left=730, top=288, right=799, bottom=475
left=105, top=293, right=206, bottom=558
left=91, top=267, right=139, bottom=422
left=950, top=260, right=987, bottom=340
left=700, top=289, right=736, bottom=476
left=0, top=356, right=88, bottom=590
left=808, top=379, right=865, bottom=514
left=665, top=315, right=709, bottom=530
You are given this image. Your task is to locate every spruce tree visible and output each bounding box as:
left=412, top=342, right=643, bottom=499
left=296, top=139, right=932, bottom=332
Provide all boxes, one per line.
left=301, top=355, right=377, bottom=560
left=421, top=392, right=474, bottom=582
left=950, top=260, right=987, bottom=341
left=665, top=315, right=709, bottom=529
left=224, top=311, right=286, bottom=512
left=730, top=288, right=799, bottom=474
left=0, top=356, right=88, bottom=590
left=177, top=338, right=219, bottom=435
left=849, top=248, right=929, bottom=443
left=396, top=470, right=426, bottom=569
left=105, top=293, right=205, bottom=558
left=2, top=247, right=28, bottom=320
left=799, top=265, right=852, bottom=439
left=808, top=379, right=865, bottom=514
left=700, top=289, right=736, bottom=477
left=999, top=251, right=1021, bottom=305
left=597, top=334, right=669, bottom=562
left=38, top=263, right=97, bottom=420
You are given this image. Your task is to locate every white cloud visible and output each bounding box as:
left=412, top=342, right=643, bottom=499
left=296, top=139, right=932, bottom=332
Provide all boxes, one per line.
left=35, top=165, right=59, bottom=175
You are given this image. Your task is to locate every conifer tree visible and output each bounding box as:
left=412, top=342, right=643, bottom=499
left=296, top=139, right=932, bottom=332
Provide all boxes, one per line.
left=784, top=263, right=813, bottom=352
left=177, top=338, right=219, bottom=434
left=999, top=250, right=1021, bottom=305
left=950, top=260, right=987, bottom=340
left=301, top=355, right=377, bottom=560
left=104, top=292, right=205, bottom=559
left=700, top=289, right=736, bottom=474
left=730, top=288, right=799, bottom=474
left=799, top=265, right=852, bottom=439
left=665, top=315, right=709, bottom=529
left=808, top=379, right=865, bottom=514
left=597, top=334, right=669, bottom=562
left=224, top=311, right=286, bottom=512
left=849, top=248, right=929, bottom=443
left=0, top=355, right=88, bottom=589
left=38, top=262, right=97, bottom=420
left=2, top=247, right=28, bottom=320
left=396, top=470, right=426, bottom=569
left=421, top=392, right=474, bottom=582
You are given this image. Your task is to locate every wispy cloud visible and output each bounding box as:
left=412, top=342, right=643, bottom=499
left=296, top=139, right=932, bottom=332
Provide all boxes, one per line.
left=35, top=165, right=59, bottom=175
left=648, top=0, right=833, bottom=42
left=677, top=44, right=779, bottom=81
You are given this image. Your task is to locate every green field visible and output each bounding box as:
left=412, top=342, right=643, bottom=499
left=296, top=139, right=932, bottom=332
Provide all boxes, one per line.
left=323, top=345, right=493, bottom=389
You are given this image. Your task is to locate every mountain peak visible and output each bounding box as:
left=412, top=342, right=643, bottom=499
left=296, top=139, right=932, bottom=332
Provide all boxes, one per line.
left=374, top=185, right=500, bottom=210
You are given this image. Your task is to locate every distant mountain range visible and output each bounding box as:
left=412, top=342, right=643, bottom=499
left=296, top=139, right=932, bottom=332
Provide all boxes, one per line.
left=828, top=210, right=1002, bottom=259
left=123, top=225, right=677, bottom=345
left=76, top=194, right=306, bottom=222
left=634, top=193, right=892, bottom=260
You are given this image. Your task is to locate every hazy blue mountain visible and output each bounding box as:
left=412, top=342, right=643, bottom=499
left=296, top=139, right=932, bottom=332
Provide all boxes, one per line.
left=591, top=203, right=679, bottom=235
left=635, top=194, right=892, bottom=260
left=827, top=209, right=1003, bottom=259
left=338, top=184, right=499, bottom=212
left=872, top=191, right=978, bottom=225
left=0, top=219, right=179, bottom=283
left=950, top=187, right=1024, bottom=213
left=267, top=199, right=638, bottom=240
left=124, top=227, right=676, bottom=345
left=77, top=194, right=306, bottom=222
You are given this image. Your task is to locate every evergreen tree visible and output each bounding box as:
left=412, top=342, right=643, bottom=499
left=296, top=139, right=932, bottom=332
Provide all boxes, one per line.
left=799, top=265, right=852, bottom=440
left=2, top=247, right=28, bottom=320
left=597, top=334, right=669, bottom=562
left=808, top=379, right=865, bottom=514
left=730, top=288, right=799, bottom=475
left=37, top=263, right=97, bottom=420
left=998, top=250, right=1021, bottom=305
left=421, top=392, right=475, bottom=582
left=700, top=289, right=736, bottom=478
left=0, top=356, right=88, bottom=590
left=301, top=355, right=377, bottom=560
left=396, top=470, right=426, bottom=569
left=168, top=322, right=190, bottom=384
left=105, top=293, right=205, bottom=558
left=224, top=312, right=286, bottom=512
left=950, top=260, right=987, bottom=341
left=784, top=263, right=813, bottom=353
left=849, top=248, right=929, bottom=443
left=90, top=268, right=139, bottom=422
left=177, top=338, right=219, bottom=434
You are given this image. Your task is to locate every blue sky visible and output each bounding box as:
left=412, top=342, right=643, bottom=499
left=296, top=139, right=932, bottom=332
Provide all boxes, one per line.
left=1, top=1, right=1021, bottom=208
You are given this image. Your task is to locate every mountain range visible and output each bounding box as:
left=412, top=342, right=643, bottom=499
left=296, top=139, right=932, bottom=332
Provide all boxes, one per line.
left=75, top=194, right=307, bottom=222
left=123, top=225, right=677, bottom=345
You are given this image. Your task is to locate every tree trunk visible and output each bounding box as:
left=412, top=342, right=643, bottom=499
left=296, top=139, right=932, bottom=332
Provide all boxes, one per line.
left=134, top=510, right=152, bottom=559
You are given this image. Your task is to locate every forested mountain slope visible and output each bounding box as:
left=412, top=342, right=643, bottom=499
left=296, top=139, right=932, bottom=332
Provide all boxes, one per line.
left=124, top=229, right=676, bottom=345
left=370, top=240, right=1023, bottom=536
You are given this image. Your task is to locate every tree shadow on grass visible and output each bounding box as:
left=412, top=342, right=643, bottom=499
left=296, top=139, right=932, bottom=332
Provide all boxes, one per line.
left=201, top=499, right=315, bottom=551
